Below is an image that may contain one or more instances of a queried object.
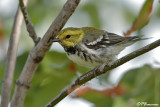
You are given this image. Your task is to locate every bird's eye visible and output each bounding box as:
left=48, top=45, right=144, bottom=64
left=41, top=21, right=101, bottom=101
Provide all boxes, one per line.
left=66, top=35, right=71, bottom=38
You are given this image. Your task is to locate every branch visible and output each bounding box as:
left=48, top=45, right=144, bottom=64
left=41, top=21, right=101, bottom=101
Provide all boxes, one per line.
left=46, top=38, right=160, bottom=107
left=1, top=1, right=28, bottom=107
left=19, top=0, right=40, bottom=44
left=10, top=0, right=80, bottom=107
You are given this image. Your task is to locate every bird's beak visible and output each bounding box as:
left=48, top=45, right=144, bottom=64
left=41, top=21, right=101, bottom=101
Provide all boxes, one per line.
left=51, top=38, right=61, bottom=42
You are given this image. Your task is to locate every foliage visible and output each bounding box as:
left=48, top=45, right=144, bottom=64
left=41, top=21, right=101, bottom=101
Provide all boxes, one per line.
left=0, top=0, right=160, bottom=107
left=14, top=51, right=87, bottom=107
left=5, top=51, right=159, bottom=107
left=124, top=0, right=153, bottom=36
left=72, top=65, right=160, bottom=107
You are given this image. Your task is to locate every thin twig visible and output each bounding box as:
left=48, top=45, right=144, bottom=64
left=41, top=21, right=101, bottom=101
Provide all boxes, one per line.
left=10, top=0, right=80, bottom=107
left=19, top=0, right=40, bottom=44
left=46, top=38, right=160, bottom=107
left=0, top=1, right=28, bottom=107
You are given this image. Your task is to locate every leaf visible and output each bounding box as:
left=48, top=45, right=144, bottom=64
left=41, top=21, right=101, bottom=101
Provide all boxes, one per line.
left=124, top=0, right=153, bottom=36
left=120, top=64, right=160, bottom=106
left=72, top=84, right=127, bottom=98
left=82, top=89, right=114, bottom=107
left=78, top=64, right=160, bottom=107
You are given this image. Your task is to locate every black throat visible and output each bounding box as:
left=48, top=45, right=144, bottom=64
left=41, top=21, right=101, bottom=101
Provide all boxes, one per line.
left=65, top=46, right=77, bottom=54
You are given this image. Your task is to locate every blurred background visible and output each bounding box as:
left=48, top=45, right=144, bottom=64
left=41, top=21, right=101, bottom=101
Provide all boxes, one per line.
left=0, top=0, right=160, bottom=107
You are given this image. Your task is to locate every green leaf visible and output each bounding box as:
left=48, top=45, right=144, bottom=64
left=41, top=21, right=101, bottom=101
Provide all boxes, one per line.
left=80, top=64, right=160, bottom=107
left=120, top=64, right=160, bottom=106
left=83, top=91, right=113, bottom=107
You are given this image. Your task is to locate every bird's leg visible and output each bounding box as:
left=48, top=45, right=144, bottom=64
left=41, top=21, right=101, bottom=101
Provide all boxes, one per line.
left=99, top=59, right=113, bottom=73
left=93, top=66, right=100, bottom=78
left=99, top=63, right=107, bottom=73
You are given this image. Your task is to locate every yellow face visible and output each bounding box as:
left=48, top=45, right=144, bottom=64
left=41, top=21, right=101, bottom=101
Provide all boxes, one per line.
left=57, top=28, right=84, bottom=47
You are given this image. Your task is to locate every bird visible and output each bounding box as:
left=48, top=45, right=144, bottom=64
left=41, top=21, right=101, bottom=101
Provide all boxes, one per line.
left=51, top=27, right=144, bottom=68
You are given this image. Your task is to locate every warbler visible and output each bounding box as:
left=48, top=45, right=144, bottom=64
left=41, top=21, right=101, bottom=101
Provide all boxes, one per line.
left=52, top=27, right=143, bottom=68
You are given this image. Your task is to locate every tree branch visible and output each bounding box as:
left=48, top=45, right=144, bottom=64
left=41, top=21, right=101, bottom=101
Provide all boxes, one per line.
left=10, top=0, right=80, bottom=107
left=1, top=1, right=28, bottom=107
left=19, top=0, right=40, bottom=44
left=46, top=38, right=160, bottom=107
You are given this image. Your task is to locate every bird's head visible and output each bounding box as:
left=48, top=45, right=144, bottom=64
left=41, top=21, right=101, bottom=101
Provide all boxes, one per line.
left=52, top=27, right=84, bottom=47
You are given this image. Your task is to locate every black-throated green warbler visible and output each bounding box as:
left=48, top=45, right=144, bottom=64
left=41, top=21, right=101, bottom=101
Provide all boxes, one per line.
left=52, top=27, right=143, bottom=68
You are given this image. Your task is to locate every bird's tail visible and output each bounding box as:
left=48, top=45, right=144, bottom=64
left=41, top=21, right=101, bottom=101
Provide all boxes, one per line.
left=121, top=36, right=151, bottom=46
left=128, top=36, right=151, bottom=41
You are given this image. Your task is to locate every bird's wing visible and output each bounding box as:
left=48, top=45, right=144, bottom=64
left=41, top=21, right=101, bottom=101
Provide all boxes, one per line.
left=105, top=32, right=126, bottom=45
left=85, top=32, right=141, bottom=50
left=82, top=31, right=127, bottom=50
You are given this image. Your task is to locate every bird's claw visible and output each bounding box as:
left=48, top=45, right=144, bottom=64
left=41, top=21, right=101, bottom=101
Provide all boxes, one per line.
left=99, top=63, right=106, bottom=72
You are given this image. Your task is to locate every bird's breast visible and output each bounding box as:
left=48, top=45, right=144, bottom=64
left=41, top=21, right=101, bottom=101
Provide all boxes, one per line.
left=65, top=46, right=104, bottom=68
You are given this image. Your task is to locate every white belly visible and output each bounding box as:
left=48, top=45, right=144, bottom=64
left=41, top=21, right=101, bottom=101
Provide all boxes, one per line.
left=66, top=44, right=121, bottom=68
left=67, top=54, right=102, bottom=68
